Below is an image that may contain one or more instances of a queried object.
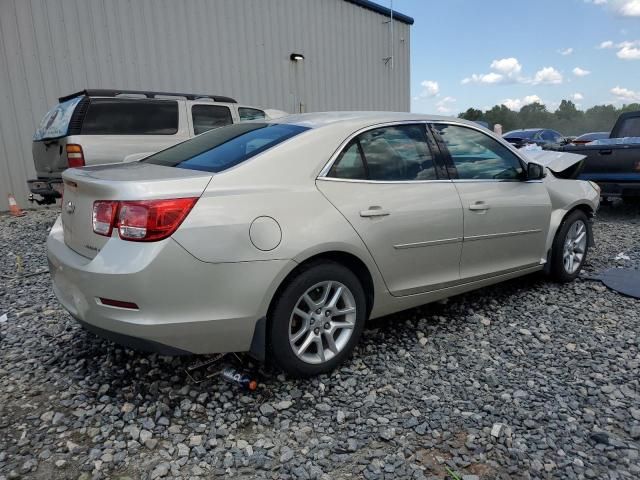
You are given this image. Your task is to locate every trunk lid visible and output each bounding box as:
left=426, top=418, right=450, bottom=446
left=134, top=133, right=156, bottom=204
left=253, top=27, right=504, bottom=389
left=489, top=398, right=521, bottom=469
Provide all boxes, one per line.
left=61, top=163, right=212, bottom=259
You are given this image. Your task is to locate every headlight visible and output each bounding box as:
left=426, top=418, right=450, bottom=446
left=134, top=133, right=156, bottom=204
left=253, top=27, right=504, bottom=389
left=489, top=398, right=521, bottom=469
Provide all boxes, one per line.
left=588, top=181, right=601, bottom=194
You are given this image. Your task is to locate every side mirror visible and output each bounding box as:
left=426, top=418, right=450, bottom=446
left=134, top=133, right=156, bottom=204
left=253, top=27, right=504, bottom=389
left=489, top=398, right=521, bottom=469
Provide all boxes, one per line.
left=527, top=162, right=545, bottom=180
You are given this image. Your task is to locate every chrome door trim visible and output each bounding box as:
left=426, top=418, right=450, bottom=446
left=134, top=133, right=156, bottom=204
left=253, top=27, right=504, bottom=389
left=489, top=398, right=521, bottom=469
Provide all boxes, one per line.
left=394, top=237, right=462, bottom=250
left=463, top=228, right=542, bottom=242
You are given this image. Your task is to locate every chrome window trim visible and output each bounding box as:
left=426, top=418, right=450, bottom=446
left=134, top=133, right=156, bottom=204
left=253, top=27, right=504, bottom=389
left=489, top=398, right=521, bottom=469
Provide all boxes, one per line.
left=317, top=119, right=534, bottom=182
left=317, top=177, right=451, bottom=185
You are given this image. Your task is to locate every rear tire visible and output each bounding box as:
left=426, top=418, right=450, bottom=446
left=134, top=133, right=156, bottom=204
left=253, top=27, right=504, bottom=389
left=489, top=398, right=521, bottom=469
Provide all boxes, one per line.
left=549, top=210, right=590, bottom=282
left=268, top=261, right=367, bottom=377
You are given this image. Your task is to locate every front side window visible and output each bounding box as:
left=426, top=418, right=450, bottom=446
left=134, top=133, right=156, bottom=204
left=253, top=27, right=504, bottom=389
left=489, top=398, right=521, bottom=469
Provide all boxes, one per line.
left=617, top=117, right=640, bottom=137
left=81, top=99, right=178, bottom=135
left=192, top=105, right=233, bottom=135
left=328, top=124, right=437, bottom=181
left=143, top=123, right=308, bottom=173
left=239, top=107, right=266, bottom=121
left=433, top=124, right=524, bottom=180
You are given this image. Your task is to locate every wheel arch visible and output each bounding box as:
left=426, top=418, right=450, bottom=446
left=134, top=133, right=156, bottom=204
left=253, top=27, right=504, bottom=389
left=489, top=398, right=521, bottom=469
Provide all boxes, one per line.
left=544, top=203, right=595, bottom=274
left=267, top=250, right=376, bottom=321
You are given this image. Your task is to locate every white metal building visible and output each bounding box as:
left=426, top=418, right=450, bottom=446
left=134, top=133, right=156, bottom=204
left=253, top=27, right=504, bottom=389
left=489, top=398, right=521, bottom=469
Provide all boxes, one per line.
left=0, top=0, right=413, bottom=209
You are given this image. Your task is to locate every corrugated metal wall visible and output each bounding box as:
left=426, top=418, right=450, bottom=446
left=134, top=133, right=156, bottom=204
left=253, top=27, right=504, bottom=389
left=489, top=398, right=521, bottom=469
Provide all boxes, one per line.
left=0, top=0, right=410, bottom=209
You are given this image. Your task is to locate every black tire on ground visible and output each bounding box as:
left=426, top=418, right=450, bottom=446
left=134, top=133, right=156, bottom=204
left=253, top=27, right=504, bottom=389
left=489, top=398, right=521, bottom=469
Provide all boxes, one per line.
left=549, top=209, right=590, bottom=283
left=268, top=261, right=367, bottom=377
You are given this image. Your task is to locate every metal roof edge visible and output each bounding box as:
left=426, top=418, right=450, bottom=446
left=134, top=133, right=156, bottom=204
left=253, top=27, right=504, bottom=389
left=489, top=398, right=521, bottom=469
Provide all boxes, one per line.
left=345, top=0, right=414, bottom=25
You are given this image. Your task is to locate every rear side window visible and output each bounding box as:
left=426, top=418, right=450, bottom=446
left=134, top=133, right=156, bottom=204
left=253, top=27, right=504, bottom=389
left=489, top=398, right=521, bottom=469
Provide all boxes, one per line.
left=617, top=117, right=640, bottom=137
left=143, top=123, right=309, bottom=173
left=328, top=124, right=437, bottom=181
left=81, top=99, right=178, bottom=135
left=192, top=105, right=233, bottom=135
left=239, top=107, right=266, bottom=121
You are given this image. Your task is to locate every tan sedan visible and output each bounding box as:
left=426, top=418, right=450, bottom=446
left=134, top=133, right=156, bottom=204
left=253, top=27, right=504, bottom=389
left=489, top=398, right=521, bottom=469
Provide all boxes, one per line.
left=47, top=112, right=599, bottom=376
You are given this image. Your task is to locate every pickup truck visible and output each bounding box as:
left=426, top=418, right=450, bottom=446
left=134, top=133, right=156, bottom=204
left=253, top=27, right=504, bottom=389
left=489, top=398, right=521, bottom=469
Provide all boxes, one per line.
left=551, top=111, right=640, bottom=202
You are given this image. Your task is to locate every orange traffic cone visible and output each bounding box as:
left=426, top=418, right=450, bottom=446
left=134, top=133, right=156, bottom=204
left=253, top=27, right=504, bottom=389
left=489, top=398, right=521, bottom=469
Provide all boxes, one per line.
left=8, top=194, right=26, bottom=217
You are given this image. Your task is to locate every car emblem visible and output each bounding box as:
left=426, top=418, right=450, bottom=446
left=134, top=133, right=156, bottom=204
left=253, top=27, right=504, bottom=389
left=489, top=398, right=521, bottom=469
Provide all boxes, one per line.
left=65, top=200, right=75, bottom=214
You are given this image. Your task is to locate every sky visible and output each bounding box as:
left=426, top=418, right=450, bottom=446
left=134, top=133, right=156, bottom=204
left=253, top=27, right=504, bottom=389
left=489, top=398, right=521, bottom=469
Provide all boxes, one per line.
left=393, top=0, right=640, bottom=114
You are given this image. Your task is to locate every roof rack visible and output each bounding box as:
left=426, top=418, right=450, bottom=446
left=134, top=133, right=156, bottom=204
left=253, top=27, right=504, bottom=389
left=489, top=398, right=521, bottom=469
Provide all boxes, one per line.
left=59, top=89, right=237, bottom=103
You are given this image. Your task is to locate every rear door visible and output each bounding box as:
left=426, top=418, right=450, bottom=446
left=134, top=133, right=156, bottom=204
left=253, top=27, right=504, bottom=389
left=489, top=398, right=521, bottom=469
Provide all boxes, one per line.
left=431, top=123, right=551, bottom=280
left=316, top=123, right=463, bottom=296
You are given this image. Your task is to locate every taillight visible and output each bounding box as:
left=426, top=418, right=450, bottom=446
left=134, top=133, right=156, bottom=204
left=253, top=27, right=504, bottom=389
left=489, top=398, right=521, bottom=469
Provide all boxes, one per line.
left=66, top=144, right=85, bottom=168
left=92, top=201, right=118, bottom=236
left=92, top=198, right=197, bottom=242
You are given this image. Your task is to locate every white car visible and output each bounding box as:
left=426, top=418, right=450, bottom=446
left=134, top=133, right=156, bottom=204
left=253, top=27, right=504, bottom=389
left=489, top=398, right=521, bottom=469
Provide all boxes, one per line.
left=47, top=112, right=600, bottom=376
left=29, top=88, right=281, bottom=205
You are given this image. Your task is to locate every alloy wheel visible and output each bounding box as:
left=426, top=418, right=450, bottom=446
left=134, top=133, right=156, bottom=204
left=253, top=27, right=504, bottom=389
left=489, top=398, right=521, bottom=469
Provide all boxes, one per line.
left=288, top=281, right=357, bottom=364
left=563, top=219, right=587, bottom=274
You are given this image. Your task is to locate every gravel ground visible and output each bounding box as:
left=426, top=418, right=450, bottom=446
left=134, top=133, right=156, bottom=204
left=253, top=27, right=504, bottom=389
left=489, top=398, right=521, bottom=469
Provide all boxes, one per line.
left=0, top=203, right=639, bottom=480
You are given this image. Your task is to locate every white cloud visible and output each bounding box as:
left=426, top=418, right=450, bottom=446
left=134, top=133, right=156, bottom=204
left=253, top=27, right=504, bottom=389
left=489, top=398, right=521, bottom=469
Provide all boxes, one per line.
left=416, top=80, right=439, bottom=99
left=462, top=72, right=504, bottom=85
left=490, top=57, right=522, bottom=75
left=462, top=57, right=524, bottom=85
left=435, top=96, right=456, bottom=114
left=611, top=86, right=640, bottom=101
left=617, top=44, right=640, bottom=59
left=573, top=93, right=584, bottom=101
left=502, top=95, right=543, bottom=111
left=584, top=0, right=608, bottom=4
left=532, top=67, right=563, bottom=85
left=598, top=39, right=640, bottom=59
left=558, top=47, right=574, bottom=56
left=572, top=67, right=591, bottom=76
left=617, top=0, right=640, bottom=16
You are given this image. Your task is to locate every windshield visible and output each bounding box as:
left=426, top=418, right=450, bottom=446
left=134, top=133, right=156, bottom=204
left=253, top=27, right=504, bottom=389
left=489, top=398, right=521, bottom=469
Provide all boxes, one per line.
left=143, top=123, right=309, bottom=173
left=504, top=130, right=538, bottom=139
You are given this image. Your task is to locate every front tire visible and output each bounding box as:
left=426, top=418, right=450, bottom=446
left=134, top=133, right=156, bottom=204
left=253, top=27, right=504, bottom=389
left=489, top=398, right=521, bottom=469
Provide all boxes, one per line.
left=549, top=210, right=590, bottom=282
left=268, top=261, right=367, bottom=377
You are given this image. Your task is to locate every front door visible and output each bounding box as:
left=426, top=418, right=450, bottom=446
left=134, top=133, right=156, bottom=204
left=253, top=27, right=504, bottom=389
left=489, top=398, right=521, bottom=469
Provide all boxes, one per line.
left=317, top=123, right=463, bottom=296
left=431, top=123, right=552, bottom=280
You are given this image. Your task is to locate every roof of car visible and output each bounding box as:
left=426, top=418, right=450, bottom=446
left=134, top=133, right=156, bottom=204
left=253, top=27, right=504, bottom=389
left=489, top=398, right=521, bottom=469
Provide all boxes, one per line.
left=269, top=111, right=478, bottom=131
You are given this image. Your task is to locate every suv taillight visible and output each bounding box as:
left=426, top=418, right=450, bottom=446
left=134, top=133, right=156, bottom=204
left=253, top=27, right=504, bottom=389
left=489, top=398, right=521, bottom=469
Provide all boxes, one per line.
left=92, top=198, right=197, bottom=242
left=66, top=144, right=85, bottom=168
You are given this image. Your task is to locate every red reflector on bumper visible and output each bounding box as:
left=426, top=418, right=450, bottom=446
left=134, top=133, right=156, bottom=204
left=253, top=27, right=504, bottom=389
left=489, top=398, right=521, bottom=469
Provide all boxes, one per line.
left=99, top=298, right=139, bottom=310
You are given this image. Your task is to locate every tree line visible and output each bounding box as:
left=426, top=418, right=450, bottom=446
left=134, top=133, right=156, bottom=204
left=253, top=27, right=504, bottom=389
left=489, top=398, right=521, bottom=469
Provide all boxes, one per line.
left=458, top=100, right=640, bottom=136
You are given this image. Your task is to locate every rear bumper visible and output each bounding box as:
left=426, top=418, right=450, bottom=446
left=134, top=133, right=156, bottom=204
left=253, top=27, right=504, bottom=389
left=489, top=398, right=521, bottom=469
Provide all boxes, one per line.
left=47, top=216, right=294, bottom=354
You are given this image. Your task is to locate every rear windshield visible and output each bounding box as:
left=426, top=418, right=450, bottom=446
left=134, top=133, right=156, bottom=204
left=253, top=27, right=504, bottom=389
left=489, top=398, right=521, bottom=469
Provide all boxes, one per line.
left=142, top=123, right=309, bottom=173
left=81, top=99, right=178, bottom=135
left=33, top=96, right=82, bottom=141
left=504, top=130, right=538, bottom=139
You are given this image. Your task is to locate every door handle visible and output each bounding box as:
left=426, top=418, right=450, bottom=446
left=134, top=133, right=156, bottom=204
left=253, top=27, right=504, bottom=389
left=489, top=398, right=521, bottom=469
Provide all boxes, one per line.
left=469, top=201, right=490, bottom=211
left=360, top=206, right=390, bottom=218
left=599, top=149, right=612, bottom=155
